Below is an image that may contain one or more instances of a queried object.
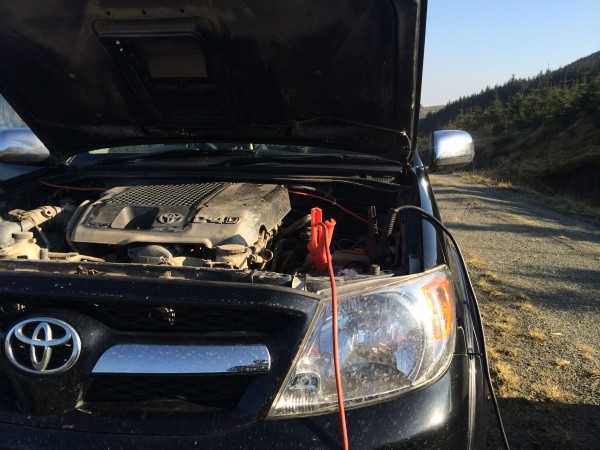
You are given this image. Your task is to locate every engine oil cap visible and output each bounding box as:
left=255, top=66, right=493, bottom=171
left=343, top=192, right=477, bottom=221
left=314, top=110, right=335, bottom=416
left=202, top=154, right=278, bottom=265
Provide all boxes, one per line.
left=12, top=232, right=34, bottom=241
left=216, top=244, right=248, bottom=255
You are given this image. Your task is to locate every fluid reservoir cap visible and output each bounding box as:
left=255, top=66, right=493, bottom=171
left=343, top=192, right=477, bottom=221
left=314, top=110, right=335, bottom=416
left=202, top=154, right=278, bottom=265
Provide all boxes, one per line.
left=12, top=232, right=34, bottom=240
left=216, top=244, right=247, bottom=255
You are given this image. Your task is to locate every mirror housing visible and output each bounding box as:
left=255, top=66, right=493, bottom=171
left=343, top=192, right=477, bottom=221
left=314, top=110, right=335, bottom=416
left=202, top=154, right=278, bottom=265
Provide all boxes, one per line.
left=422, top=130, right=474, bottom=173
left=0, top=128, right=50, bottom=163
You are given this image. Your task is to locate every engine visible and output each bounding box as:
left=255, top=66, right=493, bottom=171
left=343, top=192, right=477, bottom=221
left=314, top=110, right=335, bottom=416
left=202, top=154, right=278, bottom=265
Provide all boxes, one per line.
left=1, top=183, right=291, bottom=270
left=0, top=179, right=388, bottom=278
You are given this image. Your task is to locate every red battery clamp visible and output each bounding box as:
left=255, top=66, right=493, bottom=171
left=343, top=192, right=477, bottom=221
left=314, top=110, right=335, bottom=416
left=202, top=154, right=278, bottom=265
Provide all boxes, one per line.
left=307, top=207, right=336, bottom=271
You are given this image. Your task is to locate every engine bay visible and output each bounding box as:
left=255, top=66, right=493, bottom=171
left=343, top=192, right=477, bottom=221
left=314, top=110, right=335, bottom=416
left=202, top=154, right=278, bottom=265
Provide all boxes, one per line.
left=0, top=178, right=416, bottom=288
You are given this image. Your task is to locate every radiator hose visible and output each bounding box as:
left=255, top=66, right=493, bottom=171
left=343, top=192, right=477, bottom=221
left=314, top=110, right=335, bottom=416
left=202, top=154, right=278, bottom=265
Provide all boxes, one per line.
left=0, top=206, right=66, bottom=247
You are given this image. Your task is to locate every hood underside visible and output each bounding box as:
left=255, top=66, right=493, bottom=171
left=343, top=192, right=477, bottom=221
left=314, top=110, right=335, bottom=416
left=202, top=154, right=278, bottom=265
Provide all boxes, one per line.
left=0, top=0, right=426, bottom=161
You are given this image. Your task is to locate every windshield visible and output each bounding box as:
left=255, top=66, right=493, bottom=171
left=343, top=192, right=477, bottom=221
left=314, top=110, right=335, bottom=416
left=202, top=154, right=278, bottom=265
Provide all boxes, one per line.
left=88, top=143, right=253, bottom=154
left=70, top=142, right=397, bottom=166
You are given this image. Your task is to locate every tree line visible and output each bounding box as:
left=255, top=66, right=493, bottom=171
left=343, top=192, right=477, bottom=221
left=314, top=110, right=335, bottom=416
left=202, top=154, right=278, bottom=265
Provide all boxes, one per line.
left=419, top=51, right=600, bottom=136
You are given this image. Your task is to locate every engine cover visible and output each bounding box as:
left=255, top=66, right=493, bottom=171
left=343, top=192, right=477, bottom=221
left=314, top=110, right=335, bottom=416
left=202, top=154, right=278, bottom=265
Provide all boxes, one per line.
left=69, top=183, right=290, bottom=249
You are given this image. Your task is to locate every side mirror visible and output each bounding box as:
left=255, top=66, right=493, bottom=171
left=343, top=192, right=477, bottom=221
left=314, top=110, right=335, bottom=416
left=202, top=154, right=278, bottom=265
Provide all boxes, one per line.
left=424, top=130, right=474, bottom=173
left=0, top=128, right=50, bottom=163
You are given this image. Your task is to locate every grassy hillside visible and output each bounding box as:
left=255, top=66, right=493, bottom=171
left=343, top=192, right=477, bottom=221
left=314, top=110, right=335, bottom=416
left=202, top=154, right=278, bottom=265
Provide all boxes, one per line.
left=419, top=51, right=600, bottom=205
left=419, top=104, right=444, bottom=119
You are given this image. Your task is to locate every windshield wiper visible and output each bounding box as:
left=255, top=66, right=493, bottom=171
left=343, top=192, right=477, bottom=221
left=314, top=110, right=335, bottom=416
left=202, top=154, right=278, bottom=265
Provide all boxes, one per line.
left=94, top=148, right=252, bottom=165
left=283, top=116, right=412, bottom=149
left=213, top=153, right=400, bottom=167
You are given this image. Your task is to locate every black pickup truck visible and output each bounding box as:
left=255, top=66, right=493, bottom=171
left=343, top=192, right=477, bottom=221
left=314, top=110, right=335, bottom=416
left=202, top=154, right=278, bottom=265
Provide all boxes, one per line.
left=0, top=1, right=484, bottom=448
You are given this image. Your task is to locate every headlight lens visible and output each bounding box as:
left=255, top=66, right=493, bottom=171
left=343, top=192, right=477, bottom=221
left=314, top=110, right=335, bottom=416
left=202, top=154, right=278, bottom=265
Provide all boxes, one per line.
left=270, top=266, right=456, bottom=417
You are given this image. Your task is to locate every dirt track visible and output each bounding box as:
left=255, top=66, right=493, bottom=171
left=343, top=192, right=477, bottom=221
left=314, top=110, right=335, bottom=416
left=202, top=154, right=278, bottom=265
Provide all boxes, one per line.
left=430, top=174, right=600, bottom=449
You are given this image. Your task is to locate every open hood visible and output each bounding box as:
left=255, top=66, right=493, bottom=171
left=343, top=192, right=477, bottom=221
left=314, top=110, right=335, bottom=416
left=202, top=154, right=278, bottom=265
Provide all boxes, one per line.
left=0, top=0, right=427, bottom=162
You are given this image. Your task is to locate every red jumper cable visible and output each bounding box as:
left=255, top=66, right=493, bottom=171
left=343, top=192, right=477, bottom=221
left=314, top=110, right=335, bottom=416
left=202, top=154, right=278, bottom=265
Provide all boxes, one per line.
left=308, top=208, right=349, bottom=450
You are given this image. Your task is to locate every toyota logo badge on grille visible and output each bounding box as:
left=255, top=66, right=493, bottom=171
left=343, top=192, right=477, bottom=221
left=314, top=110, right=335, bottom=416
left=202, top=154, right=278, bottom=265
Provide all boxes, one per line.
left=4, top=318, right=81, bottom=374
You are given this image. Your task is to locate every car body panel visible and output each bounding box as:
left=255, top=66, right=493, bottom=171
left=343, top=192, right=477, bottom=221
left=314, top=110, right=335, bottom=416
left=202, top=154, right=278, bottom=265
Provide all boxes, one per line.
left=0, top=354, right=484, bottom=449
left=0, top=0, right=426, bottom=161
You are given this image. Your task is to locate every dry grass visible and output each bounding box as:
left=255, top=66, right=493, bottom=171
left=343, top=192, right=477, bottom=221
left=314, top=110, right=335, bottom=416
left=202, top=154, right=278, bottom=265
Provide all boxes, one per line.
left=489, top=320, right=513, bottom=334
left=575, top=343, right=597, bottom=354
left=514, top=301, right=536, bottom=312
left=476, top=279, right=506, bottom=298
left=502, top=211, right=542, bottom=227
left=575, top=343, right=597, bottom=362
left=511, top=293, right=538, bottom=312
left=460, top=173, right=492, bottom=186
left=528, top=328, right=548, bottom=341
left=553, top=358, right=571, bottom=368
left=497, top=180, right=514, bottom=189
left=494, top=361, right=520, bottom=395
left=532, top=381, right=575, bottom=402
left=464, top=253, right=508, bottom=299
left=459, top=172, right=517, bottom=191
left=498, top=346, right=520, bottom=358
left=481, top=270, right=498, bottom=280
left=463, top=252, right=488, bottom=271
left=486, top=346, right=500, bottom=360
left=480, top=305, right=503, bottom=323
left=488, top=315, right=517, bottom=335
left=476, top=278, right=493, bottom=291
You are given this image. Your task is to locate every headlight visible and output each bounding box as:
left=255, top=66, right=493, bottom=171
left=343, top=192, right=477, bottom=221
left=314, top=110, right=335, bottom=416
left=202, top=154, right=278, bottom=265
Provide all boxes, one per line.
left=269, top=266, right=456, bottom=417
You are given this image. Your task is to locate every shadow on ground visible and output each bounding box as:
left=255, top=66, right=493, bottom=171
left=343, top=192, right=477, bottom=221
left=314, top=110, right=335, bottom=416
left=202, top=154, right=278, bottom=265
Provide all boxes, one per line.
left=487, top=398, right=600, bottom=449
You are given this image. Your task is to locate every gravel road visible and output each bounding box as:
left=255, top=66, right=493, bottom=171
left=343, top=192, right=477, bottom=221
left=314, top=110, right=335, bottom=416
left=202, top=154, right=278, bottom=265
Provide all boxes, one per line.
left=430, top=174, right=600, bottom=449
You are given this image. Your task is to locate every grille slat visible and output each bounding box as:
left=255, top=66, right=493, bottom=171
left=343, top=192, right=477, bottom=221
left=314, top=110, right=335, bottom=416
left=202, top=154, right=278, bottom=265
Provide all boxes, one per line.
left=0, top=375, right=15, bottom=406
left=87, top=304, right=292, bottom=334
left=85, top=375, right=251, bottom=408
left=1, top=302, right=293, bottom=335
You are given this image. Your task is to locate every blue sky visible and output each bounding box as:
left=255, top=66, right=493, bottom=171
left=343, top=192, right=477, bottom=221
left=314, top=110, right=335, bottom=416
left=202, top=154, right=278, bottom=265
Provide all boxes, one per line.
left=421, top=0, right=600, bottom=106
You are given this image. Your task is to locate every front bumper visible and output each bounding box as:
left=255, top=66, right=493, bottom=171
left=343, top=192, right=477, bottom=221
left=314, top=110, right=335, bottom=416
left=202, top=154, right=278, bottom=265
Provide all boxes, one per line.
left=0, top=354, right=486, bottom=450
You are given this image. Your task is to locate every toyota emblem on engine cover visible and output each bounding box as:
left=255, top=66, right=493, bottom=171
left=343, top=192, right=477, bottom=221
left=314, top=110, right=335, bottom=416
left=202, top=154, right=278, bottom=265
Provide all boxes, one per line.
left=4, top=318, right=81, bottom=374
left=157, top=213, right=184, bottom=224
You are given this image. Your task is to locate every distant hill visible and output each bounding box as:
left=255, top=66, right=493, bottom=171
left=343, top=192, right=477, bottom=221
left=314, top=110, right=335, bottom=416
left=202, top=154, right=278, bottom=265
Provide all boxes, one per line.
left=419, top=104, right=445, bottom=119
left=420, top=51, right=600, bottom=134
left=419, top=51, right=600, bottom=204
left=0, top=95, right=26, bottom=128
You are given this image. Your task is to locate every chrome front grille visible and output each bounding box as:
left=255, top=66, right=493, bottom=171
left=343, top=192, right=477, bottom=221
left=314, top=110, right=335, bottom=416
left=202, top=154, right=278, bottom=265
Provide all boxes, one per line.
left=0, top=273, right=317, bottom=434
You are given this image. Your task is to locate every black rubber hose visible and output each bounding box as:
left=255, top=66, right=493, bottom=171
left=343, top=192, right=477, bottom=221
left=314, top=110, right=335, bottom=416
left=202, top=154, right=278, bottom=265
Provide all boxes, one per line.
left=279, top=214, right=311, bottom=237
left=279, top=251, right=297, bottom=274
left=286, top=185, right=335, bottom=200
left=271, top=238, right=295, bottom=272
